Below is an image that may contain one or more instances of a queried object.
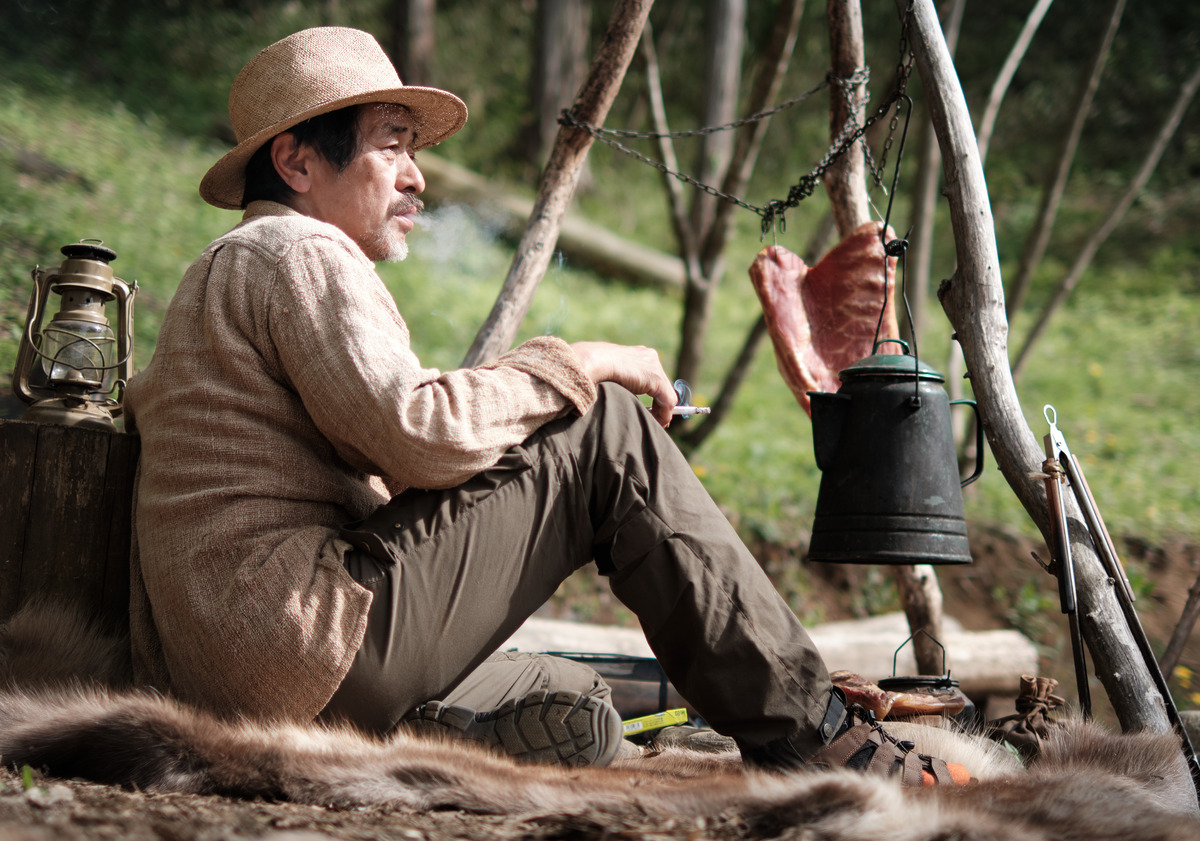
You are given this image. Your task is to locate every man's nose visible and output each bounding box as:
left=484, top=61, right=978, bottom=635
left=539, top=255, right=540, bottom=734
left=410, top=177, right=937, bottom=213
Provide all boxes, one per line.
left=398, top=153, right=426, bottom=194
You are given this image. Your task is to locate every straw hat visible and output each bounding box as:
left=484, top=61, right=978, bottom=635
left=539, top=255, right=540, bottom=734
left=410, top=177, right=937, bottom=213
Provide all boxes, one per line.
left=200, top=26, right=468, bottom=210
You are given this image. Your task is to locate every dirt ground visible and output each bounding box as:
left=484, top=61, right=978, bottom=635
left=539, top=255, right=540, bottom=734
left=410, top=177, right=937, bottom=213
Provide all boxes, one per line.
left=3, top=526, right=1199, bottom=840
left=0, top=768, right=756, bottom=841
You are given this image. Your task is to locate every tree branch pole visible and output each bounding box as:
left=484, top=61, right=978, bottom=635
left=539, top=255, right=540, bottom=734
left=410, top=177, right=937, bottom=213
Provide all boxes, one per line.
left=899, top=0, right=1174, bottom=734
left=1160, top=562, right=1200, bottom=679
left=825, top=0, right=871, bottom=237
left=827, top=0, right=944, bottom=677
left=463, top=0, right=654, bottom=367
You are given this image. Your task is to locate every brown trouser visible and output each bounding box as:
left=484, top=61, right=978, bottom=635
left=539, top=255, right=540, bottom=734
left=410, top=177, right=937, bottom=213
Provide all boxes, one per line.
left=321, top=383, right=832, bottom=755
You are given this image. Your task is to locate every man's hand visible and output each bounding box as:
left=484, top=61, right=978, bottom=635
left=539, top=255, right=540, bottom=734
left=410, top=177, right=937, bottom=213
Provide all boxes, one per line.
left=570, top=341, right=678, bottom=427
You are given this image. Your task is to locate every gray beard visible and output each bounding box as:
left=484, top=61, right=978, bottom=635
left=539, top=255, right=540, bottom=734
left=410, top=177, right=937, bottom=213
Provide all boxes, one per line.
left=383, top=237, right=409, bottom=263
left=363, top=230, right=409, bottom=263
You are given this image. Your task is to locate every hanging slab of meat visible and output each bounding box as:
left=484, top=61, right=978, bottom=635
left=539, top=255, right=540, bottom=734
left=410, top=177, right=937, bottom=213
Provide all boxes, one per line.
left=749, top=221, right=899, bottom=416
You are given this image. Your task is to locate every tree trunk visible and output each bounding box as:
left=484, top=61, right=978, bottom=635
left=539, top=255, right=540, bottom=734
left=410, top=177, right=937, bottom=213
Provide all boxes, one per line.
left=674, top=0, right=808, bottom=450
left=1011, top=61, right=1200, bottom=380
left=0, top=420, right=138, bottom=641
left=1005, top=0, right=1125, bottom=321
left=976, top=0, right=1054, bottom=165
left=907, top=0, right=965, bottom=344
left=640, top=20, right=703, bottom=284
left=702, top=0, right=806, bottom=273
left=899, top=0, right=1176, bottom=735
left=389, top=0, right=436, bottom=86
left=675, top=0, right=746, bottom=388
left=528, top=0, right=592, bottom=166
left=462, top=0, right=653, bottom=367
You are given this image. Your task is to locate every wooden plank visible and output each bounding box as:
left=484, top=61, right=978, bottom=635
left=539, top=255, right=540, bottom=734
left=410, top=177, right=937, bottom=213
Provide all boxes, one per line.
left=0, top=420, right=38, bottom=621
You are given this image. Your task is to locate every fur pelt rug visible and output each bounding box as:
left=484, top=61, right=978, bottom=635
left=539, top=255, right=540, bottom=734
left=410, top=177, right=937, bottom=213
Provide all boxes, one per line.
left=2, top=602, right=1199, bottom=841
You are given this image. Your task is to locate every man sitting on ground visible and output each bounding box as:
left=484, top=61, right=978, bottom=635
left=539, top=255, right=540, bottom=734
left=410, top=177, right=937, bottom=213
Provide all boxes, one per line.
left=124, top=25, right=965, bottom=785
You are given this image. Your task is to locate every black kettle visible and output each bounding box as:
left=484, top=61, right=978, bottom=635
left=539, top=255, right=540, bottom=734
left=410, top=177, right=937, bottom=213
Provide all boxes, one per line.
left=806, top=340, right=983, bottom=565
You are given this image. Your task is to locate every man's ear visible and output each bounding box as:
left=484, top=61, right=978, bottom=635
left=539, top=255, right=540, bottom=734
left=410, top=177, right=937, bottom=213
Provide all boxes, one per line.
left=269, top=133, right=318, bottom=194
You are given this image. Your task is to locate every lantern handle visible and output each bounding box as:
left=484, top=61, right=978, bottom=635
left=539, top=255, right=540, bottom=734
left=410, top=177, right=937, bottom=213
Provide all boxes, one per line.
left=12, top=266, right=58, bottom=405
left=108, top=276, right=137, bottom=418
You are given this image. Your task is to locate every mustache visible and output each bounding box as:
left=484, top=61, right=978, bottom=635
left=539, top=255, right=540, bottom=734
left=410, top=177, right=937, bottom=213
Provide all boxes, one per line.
left=393, top=195, right=425, bottom=216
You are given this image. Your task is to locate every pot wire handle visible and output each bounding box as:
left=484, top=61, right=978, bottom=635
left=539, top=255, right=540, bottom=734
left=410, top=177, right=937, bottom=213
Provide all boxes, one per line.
left=892, top=628, right=947, bottom=679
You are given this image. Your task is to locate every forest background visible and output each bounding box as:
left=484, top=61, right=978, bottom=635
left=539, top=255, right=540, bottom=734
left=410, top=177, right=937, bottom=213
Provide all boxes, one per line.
left=1, top=0, right=1198, bottom=702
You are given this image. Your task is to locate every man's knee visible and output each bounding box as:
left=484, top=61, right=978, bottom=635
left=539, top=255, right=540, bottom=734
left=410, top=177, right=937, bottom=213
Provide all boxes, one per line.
left=594, top=381, right=648, bottom=419
left=444, top=652, right=612, bottom=708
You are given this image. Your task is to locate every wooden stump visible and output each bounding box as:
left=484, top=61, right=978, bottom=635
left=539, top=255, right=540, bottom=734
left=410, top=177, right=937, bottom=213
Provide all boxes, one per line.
left=0, top=418, right=138, bottom=634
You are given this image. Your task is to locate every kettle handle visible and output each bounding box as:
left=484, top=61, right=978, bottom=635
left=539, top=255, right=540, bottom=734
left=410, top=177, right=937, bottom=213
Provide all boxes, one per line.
left=873, top=337, right=909, bottom=354
left=950, top=399, right=985, bottom=487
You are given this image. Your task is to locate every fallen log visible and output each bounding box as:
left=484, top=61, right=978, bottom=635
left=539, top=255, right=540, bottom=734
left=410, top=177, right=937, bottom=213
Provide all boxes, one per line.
left=418, top=153, right=684, bottom=289
left=501, top=612, right=1038, bottom=702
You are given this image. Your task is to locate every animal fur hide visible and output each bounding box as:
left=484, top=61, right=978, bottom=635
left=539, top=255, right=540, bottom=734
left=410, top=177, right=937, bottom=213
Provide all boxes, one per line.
left=3, top=602, right=1199, bottom=841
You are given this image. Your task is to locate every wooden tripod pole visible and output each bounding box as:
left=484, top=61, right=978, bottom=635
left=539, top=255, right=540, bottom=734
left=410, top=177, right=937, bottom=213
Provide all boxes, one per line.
left=899, top=0, right=1179, bottom=741
left=462, top=0, right=654, bottom=368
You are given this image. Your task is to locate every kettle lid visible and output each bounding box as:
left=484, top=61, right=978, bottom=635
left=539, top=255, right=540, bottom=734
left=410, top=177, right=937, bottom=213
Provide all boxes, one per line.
left=839, top=339, right=945, bottom=382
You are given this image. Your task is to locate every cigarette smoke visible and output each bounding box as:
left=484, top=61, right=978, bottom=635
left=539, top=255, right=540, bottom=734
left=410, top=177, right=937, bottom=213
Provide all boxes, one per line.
left=411, top=202, right=573, bottom=336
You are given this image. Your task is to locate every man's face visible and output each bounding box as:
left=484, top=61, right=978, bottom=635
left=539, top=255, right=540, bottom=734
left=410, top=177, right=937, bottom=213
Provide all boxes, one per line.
left=302, top=104, right=425, bottom=262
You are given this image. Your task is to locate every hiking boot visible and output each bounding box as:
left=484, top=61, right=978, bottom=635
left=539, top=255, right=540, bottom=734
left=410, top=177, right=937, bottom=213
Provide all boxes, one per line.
left=401, top=689, right=624, bottom=768
left=742, top=688, right=971, bottom=785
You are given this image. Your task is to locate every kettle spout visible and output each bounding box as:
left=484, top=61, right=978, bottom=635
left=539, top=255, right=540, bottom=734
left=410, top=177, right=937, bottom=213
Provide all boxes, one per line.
left=808, top=391, right=851, bottom=472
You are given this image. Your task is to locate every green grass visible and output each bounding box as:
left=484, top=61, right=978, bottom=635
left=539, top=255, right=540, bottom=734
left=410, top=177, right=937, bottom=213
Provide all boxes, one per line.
left=2, top=67, right=1197, bottom=560
left=0, top=76, right=231, bottom=377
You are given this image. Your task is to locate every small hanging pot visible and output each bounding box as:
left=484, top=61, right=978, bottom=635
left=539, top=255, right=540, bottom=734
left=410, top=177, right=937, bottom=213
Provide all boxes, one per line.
left=878, top=630, right=977, bottom=727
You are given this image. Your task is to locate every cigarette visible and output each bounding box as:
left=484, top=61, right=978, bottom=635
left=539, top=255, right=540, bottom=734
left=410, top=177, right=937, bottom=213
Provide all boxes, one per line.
left=671, top=406, right=711, bottom=415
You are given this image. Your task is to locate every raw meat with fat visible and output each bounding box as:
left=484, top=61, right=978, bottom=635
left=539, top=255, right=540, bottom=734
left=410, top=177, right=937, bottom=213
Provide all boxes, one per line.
left=749, top=221, right=899, bottom=416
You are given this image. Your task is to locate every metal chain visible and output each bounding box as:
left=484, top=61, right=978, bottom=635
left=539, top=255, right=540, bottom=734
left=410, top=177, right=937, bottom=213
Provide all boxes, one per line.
left=872, top=3, right=918, bottom=188
left=559, top=1, right=918, bottom=237
left=564, top=70, right=866, bottom=142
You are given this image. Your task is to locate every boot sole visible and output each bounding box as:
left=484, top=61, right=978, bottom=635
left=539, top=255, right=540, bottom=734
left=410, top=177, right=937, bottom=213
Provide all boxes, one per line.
left=403, top=689, right=623, bottom=767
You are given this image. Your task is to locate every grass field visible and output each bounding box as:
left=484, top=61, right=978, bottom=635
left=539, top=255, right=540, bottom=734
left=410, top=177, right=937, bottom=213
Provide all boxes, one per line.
left=2, top=69, right=1197, bottom=562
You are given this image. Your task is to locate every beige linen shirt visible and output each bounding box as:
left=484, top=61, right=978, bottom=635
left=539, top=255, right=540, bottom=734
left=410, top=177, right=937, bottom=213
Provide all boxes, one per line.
left=126, top=201, right=597, bottom=721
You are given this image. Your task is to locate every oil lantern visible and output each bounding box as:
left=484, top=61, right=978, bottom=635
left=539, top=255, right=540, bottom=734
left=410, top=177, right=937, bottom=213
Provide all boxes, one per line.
left=12, top=241, right=136, bottom=431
